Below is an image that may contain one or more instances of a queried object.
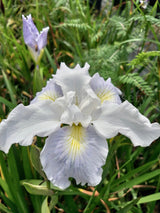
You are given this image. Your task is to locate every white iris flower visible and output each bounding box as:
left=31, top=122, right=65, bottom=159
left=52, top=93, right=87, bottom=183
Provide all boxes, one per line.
left=0, top=63, right=160, bottom=189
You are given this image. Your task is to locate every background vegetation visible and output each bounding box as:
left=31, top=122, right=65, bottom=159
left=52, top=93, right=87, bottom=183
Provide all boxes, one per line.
left=0, top=0, right=160, bottom=212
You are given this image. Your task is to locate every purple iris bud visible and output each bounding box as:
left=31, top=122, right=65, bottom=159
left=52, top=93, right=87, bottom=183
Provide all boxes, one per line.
left=22, top=14, right=49, bottom=63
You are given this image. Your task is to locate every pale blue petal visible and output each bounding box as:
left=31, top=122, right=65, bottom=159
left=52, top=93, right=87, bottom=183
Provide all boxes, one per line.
left=90, top=73, right=122, bottom=104
left=22, top=14, right=39, bottom=49
left=40, top=125, right=108, bottom=189
left=93, top=101, right=160, bottom=147
left=31, top=77, right=63, bottom=104
left=0, top=100, right=63, bottom=153
left=37, top=27, right=49, bottom=50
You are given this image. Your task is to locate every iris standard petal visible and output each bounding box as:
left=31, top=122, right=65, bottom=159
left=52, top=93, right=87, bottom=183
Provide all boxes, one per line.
left=37, top=27, right=49, bottom=50
left=40, top=125, right=108, bottom=189
left=61, top=104, right=92, bottom=127
left=78, top=87, right=101, bottom=115
left=22, top=14, right=39, bottom=49
left=25, top=14, right=39, bottom=36
left=93, top=100, right=160, bottom=147
left=60, top=89, right=100, bottom=127
left=90, top=73, right=122, bottom=104
left=0, top=100, right=63, bottom=153
left=31, top=77, right=63, bottom=104
left=54, top=63, right=91, bottom=100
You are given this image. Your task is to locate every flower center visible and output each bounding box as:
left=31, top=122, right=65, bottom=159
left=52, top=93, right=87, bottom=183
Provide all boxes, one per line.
left=38, top=92, right=57, bottom=102
left=67, top=124, right=85, bottom=161
left=97, top=90, right=114, bottom=103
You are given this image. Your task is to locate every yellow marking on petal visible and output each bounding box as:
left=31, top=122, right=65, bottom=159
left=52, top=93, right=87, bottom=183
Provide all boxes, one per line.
left=38, top=92, right=56, bottom=102
left=67, top=124, right=85, bottom=161
left=97, top=90, right=114, bottom=103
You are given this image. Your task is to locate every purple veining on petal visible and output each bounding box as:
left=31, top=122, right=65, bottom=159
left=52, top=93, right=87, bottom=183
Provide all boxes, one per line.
left=37, top=27, right=49, bottom=50
left=22, top=14, right=49, bottom=53
left=22, top=14, right=38, bottom=49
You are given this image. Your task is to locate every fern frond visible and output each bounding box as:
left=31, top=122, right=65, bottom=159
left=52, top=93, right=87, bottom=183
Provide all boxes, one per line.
left=119, top=73, right=154, bottom=96
left=129, top=51, right=160, bottom=67
left=107, top=15, right=128, bottom=37
left=109, top=16, right=127, bottom=31
left=145, top=15, right=160, bottom=27
left=91, top=30, right=104, bottom=44
left=129, top=14, right=160, bottom=27
left=138, top=97, right=159, bottom=120
left=58, top=19, right=92, bottom=31
left=83, top=44, right=129, bottom=82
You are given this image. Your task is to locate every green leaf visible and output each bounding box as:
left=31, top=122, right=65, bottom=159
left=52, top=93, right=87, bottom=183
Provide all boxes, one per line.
left=30, top=146, right=46, bottom=179
left=62, top=195, right=79, bottom=213
left=2, top=70, right=16, bottom=105
left=0, top=177, right=13, bottom=200
left=138, top=192, right=160, bottom=204
left=113, top=169, right=160, bottom=192
left=41, top=197, right=50, bottom=213
left=112, top=159, right=158, bottom=189
left=0, top=96, right=16, bottom=109
left=33, top=67, right=44, bottom=95
left=44, top=48, right=57, bottom=71
left=0, top=203, right=12, bottom=213
left=118, top=198, right=140, bottom=213
left=49, top=195, right=58, bottom=211
left=21, top=179, right=54, bottom=196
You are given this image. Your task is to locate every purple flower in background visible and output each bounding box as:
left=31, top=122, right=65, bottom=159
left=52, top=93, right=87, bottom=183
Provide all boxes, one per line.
left=22, top=14, right=49, bottom=64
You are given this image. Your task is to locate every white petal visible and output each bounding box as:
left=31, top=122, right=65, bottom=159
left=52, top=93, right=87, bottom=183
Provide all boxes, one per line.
left=61, top=104, right=91, bottom=127
left=54, top=63, right=91, bottom=98
left=0, top=100, right=63, bottom=153
left=90, top=73, right=122, bottom=104
left=60, top=89, right=100, bottom=127
left=40, top=125, right=108, bottom=189
left=93, top=101, right=160, bottom=147
left=31, top=77, right=63, bottom=104
left=78, top=88, right=101, bottom=115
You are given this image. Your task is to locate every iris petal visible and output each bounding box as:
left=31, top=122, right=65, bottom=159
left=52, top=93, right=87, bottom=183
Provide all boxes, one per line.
left=54, top=63, right=91, bottom=100
left=31, top=77, right=63, bottom=104
left=40, top=125, right=108, bottom=189
left=93, top=101, right=160, bottom=147
left=0, top=100, right=63, bottom=153
left=90, top=73, right=122, bottom=104
left=22, top=14, right=39, bottom=49
left=37, top=27, right=49, bottom=50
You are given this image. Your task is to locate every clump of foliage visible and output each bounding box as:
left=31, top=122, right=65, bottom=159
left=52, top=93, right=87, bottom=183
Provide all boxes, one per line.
left=0, top=0, right=160, bottom=212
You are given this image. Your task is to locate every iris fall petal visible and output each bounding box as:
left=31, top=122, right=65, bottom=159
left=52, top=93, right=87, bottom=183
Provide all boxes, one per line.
left=0, top=100, right=63, bottom=153
left=93, top=101, right=160, bottom=147
left=40, top=125, right=108, bottom=189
